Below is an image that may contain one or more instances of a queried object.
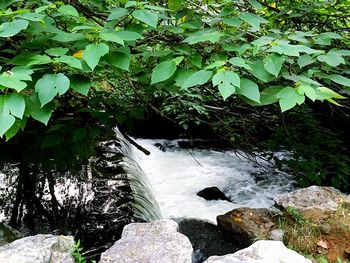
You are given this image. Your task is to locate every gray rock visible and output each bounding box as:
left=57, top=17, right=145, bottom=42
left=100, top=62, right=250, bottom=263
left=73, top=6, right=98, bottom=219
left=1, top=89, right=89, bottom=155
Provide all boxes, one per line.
left=203, top=240, right=312, bottom=263
left=274, top=186, right=350, bottom=220
left=269, top=229, right=284, bottom=241
left=0, top=234, right=75, bottom=263
left=99, top=219, right=193, bottom=263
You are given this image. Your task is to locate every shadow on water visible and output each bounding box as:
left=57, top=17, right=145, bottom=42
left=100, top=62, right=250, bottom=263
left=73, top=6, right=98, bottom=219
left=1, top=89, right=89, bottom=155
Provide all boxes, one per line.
left=0, top=122, right=160, bottom=260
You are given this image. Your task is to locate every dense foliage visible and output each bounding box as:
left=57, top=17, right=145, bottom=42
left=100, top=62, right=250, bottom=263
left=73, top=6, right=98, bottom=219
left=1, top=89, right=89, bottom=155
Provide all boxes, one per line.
left=0, top=0, right=349, bottom=140
left=1, top=0, right=350, bottom=191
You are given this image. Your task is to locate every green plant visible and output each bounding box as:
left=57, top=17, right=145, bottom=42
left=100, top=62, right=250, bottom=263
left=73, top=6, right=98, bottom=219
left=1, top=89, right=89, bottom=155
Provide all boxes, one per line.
left=71, top=240, right=96, bottom=263
left=72, top=240, right=86, bottom=263
left=1, top=0, right=350, bottom=141
left=287, top=206, right=307, bottom=226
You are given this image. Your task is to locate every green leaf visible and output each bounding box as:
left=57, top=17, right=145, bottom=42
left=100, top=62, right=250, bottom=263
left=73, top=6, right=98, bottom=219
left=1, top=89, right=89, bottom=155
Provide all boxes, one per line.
left=83, top=43, right=110, bottom=71
left=269, top=44, right=300, bottom=57
left=329, top=75, right=350, bottom=87
left=173, top=56, right=184, bottom=65
left=5, top=120, right=20, bottom=141
left=35, top=73, right=70, bottom=106
left=248, top=60, right=274, bottom=82
left=294, top=45, right=321, bottom=55
left=212, top=71, right=240, bottom=100
left=26, top=54, right=52, bottom=67
left=249, top=0, right=263, bottom=9
left=114, top=31, right=143, bottom=41
left=132, top=10, right=158, bottom=28
left=18, top=13, right=45, bottom=22
left=263, top=54, right=284, bottom=77
left=107, top=8, right=129, bottom=21
left=237, top=78, right=260, bottom=103
left=51, top=31, right=85, bottom=42
left=174, top=69, right=195, bottom=87
left=0, top=97, right=16, bottom=137
left=0, top=73, right=27, bottom=92
left=125, top=1, right=138, bottom=8
left=182, top=70, right=212, bottom=89
left=46, top=47, right=69, bottom=57
left=168, top=0, right=183, bottom=11
left=297, top=55, right=316, bottom=68
left=183, top=29, right=223, bottom=44
left=317, top=87, right=346, bottom=100
left=54, top=73, right=70, bottom=95
left=0, top=19, right=29, bottom=37
left=105, top=52, right=131, bottom=71
left=70, top=76, right=91, bottom=95
left=223, top=18, right=242, bottom=27
left=100, top=29, right=124, bottom=45
left=56, top=55, right=82, bottom=69
left=317, top=53, right=345, bottom=67
left=259, top=86, right=282, bottom=105
left=7, top=93, right=25, bottom=118
left=35, top=74, right=57, bottom=107
left=27, top=94, right=52, bottom=125
left=297, top=84, right=317, bottom=101
left=284, top=75, right=320, bottom=86
left=228, top=57, right=252, bottom=70
left=189, top=53, right=202, bottom=68
left=277, top=86, right=305, bottom=112
left=151, top=61, right=177, bottom=84
left=239, top=13, right=267, bottom=31
left=58, top=5, right=79, bottom=17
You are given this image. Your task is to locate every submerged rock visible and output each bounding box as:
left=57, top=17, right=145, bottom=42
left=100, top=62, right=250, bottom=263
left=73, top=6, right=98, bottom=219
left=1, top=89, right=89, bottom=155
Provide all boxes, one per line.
left=99, top=219, right=193, bottom=263
left=217, top=208, right=279, bottom=246
left=197, top=187, right=231, bottom=202
left=274, top=185, right=350, bottom=221
left=203, top=240, right=312, bottom=263
left=0, top=234, right=75, bottom=263
left=177, top=218, right=244, bottom=263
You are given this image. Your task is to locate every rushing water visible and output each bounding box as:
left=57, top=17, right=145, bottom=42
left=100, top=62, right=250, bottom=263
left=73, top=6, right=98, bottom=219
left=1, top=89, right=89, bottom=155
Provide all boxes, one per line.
left=133, top=139, right=296, bottom=223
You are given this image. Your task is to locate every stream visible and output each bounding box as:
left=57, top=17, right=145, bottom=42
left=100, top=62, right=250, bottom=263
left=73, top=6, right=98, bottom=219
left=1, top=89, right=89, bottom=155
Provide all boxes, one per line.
left=134, top=139, right=296, bottom=223
left=0, top=131, right=297, bottom=261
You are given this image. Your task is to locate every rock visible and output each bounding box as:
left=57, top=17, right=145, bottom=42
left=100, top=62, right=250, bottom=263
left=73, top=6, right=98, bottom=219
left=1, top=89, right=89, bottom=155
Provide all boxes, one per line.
left=203, top=240, right=312, bottom=263
left=217, top=208, right=279, bottom=246
left=177, top=218, right=244, bottom=263
left=274, top=185, right=350, bottom=221
left=269, top=229, right=284, bottom=241
left=99, top=219, right=193, bottom=263
left=197, top=187, right=231, bottom=202
left=0, top=234, right=75, bottom=263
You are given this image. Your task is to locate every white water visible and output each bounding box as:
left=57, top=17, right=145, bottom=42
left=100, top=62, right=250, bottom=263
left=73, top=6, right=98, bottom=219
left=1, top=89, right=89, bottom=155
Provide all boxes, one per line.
left=133, top=139, right=295, bottom=223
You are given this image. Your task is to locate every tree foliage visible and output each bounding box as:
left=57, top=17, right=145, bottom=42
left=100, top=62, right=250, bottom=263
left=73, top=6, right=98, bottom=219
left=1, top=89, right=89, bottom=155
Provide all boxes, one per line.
left=0, top=0, right=349, bottom=140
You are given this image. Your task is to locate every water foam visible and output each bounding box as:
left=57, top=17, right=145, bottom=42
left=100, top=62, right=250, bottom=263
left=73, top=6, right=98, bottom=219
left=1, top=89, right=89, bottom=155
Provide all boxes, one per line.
left=133, top=139, right=295, bottom=223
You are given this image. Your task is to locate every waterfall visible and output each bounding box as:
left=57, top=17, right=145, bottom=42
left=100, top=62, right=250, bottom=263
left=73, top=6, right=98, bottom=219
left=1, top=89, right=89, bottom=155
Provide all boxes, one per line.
left=114, top=128, right=162, bottom=221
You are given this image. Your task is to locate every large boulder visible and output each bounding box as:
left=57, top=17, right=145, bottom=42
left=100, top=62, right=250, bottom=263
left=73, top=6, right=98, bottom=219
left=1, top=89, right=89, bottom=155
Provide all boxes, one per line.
left=203, top=240, right=312, bottom=263
left=274, top=185, right=350, bottom=221
left=217, top=208, right=279, bottom=246
left=99, top=219, right=193, bottom=263
left=197, top=187, right=231, bottom=202
left=0, top=234, right=75, bottom=263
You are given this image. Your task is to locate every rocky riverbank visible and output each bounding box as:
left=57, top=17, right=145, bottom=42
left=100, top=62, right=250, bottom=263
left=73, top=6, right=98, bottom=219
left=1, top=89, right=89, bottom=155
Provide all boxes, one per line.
left=0, top=186, right=348, bottom=263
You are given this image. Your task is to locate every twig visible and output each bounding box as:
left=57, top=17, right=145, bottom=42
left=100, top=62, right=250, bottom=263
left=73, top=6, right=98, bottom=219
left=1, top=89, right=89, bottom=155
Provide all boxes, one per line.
left=123, top=133, right=150, bottom=155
